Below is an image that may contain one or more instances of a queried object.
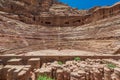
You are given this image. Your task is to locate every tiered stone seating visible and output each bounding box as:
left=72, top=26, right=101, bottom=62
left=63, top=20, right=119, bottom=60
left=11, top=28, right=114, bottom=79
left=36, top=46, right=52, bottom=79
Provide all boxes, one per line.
left=0, top=1, right=120, bottom=55
left=0, top=13, right=119, bottom=55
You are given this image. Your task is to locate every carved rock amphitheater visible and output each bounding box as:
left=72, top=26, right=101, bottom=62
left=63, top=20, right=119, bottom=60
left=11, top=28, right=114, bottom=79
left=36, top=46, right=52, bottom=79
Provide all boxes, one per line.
left=0, top=0, right=120, bottom=80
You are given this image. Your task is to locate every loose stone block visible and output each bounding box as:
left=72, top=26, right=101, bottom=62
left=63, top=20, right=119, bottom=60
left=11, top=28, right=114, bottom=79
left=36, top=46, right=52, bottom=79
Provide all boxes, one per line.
left=77, top=70, right=86, bottom=80
left=2, top=66, right=10, bottom=80
left=112, top=68, right=120, bottom=80
left=93, top=68, right=102, bottom=80
left=7, top=68, right=15, bottom=80
left=70, top=72, right=81, bottom=80
left=7, top=58, right=22, bottom=65
left=104, top=67, right=112, bottom=80
left=37, top=68, right=52, bottom=78
left=63, top=68, right=70, bottom=80
left=56, top=69, right=64, bottom=80
left=18, top=70, right=27, bottom=80
left=28, top=58, right=41, bottom=69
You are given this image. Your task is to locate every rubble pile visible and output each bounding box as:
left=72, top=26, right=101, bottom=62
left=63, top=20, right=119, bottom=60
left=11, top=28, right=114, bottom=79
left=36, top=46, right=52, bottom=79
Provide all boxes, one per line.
left=36, top=59, right=120, bottom=80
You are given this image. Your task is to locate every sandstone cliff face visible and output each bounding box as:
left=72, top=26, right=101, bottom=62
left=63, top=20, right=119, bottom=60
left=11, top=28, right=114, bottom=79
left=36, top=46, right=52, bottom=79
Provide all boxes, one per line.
left=0, top=0, right=120, bottom=55
left=0, top=0, right=54, bottom=16
left=0, top=0, right=120, bottom=27
left=0, top=12, right=120, bottom=55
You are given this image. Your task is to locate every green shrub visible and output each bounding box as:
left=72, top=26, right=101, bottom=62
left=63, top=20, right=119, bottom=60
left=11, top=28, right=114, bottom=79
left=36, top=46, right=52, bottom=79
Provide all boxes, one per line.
left=58, top=61, right=63, bottom=65
left=74, top=57, right=81, bottom=61
left=107, top=63, right=116, bottom=69
left=37, top=75, right=54, bottom=80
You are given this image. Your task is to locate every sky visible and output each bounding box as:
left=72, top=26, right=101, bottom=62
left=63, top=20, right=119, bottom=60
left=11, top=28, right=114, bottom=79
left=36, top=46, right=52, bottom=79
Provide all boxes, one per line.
left=59, top=0, right=120, bottom=10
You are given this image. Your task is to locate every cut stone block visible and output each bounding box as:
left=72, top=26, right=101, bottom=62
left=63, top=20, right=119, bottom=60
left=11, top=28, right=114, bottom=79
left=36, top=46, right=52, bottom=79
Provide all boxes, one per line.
left=56, top=69, right=64, bottom=80
left=28, top=58, right=40, bottom=69
left=7, top=58, right=22, bottom=65
left=104, top=67, right=112, bottom=80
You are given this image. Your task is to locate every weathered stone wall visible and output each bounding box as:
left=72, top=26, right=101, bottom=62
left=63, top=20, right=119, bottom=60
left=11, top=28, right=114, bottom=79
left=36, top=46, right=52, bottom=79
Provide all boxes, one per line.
left=0, top=1, right=120, bottom=55
left=0, top=12, right=120, bottom=54
left=0, top=0, right=120, bottom=27
left=1, top=56, right=120, bottom=80
left=18, top=2, right=120, bottom=27
left=36, top=59, right=120, bottom=80
left=40, top=0, right=53, bottom=12
left=0, top=0, right=53, bottom=14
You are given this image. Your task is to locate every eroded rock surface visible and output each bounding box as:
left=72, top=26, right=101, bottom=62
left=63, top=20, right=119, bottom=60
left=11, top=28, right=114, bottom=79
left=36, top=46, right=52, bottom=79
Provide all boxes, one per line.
left=0, top=0, right=119, bottom=55
left=37, top=59, right=120, bottom=80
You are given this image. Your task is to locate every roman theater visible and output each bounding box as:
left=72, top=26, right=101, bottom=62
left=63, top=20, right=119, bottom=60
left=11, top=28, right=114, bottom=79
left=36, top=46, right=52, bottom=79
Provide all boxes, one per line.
left=0, top=0, right=120, bottom=80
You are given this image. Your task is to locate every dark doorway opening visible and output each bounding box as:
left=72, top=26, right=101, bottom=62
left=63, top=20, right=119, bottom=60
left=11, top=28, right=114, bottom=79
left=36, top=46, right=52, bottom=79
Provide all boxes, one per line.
left=65, top=22, right=69, bottom=24
left=45, top=22, right=51, bottom=24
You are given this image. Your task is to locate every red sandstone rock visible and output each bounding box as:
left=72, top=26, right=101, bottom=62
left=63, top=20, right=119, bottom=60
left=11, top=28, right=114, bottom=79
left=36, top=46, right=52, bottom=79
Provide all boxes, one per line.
left=28, top=58, right=41, bottom=69
left=37, top=59, right=120, bottom=80
left=104, top=67, right=112, bottom=80
left=0, top=0, right=120, bottom=79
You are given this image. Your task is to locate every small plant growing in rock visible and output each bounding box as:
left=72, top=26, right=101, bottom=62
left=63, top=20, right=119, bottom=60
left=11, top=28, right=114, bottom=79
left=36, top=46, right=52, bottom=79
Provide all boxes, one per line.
left=37, top=75, right=54, bottom=80
left=74, top=57, right=81, bottom=61
left=107, top=63, right=116, bottom=69
left=58, top=61, right=63, bottom=65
